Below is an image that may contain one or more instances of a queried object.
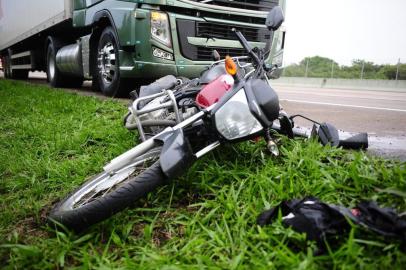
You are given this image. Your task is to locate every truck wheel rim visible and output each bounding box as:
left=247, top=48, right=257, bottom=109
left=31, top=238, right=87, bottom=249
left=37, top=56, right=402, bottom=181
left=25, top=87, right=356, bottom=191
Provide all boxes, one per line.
left=98, top=42, right=116, bottom=85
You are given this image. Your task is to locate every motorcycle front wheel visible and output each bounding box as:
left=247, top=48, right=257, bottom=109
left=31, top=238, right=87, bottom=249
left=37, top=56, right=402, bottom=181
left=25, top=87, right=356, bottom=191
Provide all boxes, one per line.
left=49, top=148, right=167, bottom=231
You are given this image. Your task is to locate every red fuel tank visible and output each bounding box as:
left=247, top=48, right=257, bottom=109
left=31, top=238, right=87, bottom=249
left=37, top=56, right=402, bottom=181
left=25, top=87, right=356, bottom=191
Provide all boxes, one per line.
left=196, top=74, right=234, bottom=108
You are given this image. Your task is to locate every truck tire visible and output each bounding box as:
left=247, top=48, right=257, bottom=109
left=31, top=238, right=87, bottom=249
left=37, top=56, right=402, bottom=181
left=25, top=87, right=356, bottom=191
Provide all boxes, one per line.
left=47, top=40, right=64, bottom=87
left=96, top=27, right=132, bottom=97
left=48, top=148, right=167, bottom=231
left=47, top=40, right=83, bottom=88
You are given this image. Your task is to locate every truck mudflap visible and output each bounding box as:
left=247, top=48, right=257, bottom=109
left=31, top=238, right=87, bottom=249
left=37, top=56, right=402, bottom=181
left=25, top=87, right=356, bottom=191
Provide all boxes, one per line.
left=155, top=129, right=196, bottom=179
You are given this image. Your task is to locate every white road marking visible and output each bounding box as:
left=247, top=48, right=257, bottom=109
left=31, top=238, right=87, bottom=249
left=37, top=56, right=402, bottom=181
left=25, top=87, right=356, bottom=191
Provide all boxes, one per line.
left=281, top=99, right=406, bottom=113
left=279, top=90, right=406, bottom=101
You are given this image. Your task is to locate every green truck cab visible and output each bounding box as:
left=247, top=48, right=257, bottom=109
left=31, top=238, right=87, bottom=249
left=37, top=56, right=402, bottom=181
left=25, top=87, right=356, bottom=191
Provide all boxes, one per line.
left=0, top=0, right=286, bottom=96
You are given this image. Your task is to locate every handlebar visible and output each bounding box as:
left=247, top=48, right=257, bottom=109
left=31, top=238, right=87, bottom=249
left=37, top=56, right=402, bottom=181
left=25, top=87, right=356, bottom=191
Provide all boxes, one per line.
left=284, top=127, right=369, bottom=150
left=338, top=133, right=369, bottom=150
left=232, top=29, right=261, bottom=66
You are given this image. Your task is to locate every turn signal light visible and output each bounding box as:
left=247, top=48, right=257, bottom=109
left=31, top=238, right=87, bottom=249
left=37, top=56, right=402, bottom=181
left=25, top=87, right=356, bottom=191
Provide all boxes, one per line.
left=225, top=56, right=237, bottom=76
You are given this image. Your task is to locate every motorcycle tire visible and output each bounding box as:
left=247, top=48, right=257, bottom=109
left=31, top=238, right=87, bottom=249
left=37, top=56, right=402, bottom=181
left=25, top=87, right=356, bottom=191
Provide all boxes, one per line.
left=49, top=149, right=167, bottom=231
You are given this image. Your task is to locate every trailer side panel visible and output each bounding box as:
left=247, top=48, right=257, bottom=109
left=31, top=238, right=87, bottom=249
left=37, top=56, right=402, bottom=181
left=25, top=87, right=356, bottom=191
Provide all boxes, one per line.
left=0, top=0, right=72, bottom=51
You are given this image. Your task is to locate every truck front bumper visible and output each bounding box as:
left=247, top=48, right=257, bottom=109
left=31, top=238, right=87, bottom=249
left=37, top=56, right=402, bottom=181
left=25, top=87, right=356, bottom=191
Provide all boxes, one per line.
left=119, top=60, right=210, bottom=79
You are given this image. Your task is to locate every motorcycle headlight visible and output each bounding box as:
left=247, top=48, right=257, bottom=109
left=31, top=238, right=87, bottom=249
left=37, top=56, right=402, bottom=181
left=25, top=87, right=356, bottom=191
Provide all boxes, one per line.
left=151, top=11, right=172, bottom=47
left=215, top=89, right=263, bottom=140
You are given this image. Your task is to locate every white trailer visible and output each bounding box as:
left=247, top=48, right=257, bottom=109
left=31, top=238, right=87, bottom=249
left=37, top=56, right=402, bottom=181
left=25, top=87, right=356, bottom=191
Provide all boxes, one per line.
left=0, top=0, right=73, bottom=79
left=0, top=0, right=72, bottom=51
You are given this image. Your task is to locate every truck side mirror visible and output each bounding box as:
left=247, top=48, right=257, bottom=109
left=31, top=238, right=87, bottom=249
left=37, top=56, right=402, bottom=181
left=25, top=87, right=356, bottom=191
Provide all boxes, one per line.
left=266, top=6, right=285, bottom=31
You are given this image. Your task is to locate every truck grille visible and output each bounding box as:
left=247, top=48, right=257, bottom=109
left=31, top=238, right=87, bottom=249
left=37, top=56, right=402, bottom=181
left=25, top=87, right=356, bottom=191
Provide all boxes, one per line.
left=193, top=0, right=279, bottom=12
left=177, top=19, right=267, bottom=61
left=197, top=47, right=246, bottom=61
left=197, top=22, right=269, bottom=42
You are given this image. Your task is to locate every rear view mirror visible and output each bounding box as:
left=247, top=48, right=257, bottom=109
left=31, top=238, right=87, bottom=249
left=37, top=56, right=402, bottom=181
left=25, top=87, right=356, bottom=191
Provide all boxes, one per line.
left=266, top=6, right=285, bottom=31
left=311, top=122, right=340, bottom=147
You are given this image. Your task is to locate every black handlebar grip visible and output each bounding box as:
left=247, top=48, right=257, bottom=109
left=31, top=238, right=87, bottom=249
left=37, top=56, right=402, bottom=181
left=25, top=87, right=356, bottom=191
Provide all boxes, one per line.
left=338, top=133, right=369, bottom=150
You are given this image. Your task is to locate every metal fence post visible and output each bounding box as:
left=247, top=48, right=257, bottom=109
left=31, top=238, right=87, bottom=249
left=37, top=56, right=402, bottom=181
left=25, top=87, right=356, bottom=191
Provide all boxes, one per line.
left=396, top=58, right=400, bottom=81
left=305, top=58, right=309, bottom=77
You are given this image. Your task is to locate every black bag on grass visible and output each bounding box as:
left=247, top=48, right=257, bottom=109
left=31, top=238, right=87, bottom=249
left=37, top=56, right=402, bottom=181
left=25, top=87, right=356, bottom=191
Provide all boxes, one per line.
left=257, top=197, right=406, bottom=247
left=257, top=197, right=350, bottom=246
left=354, top=201, right=406, bottom=239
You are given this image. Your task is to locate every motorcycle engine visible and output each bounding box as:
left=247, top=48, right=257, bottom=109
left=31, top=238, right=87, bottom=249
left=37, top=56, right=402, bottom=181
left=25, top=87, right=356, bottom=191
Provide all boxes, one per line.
left=138, top=95, right=171, bottom=122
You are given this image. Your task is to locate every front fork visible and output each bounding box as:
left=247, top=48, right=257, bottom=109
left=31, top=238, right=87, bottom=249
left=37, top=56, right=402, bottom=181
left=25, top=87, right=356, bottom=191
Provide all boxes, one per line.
left=262, top=109, right=295, bottom=156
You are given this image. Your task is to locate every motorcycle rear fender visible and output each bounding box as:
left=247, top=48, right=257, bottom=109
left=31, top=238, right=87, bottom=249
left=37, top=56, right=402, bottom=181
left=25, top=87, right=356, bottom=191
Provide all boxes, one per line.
left=155, top=129, right=196, bottom=179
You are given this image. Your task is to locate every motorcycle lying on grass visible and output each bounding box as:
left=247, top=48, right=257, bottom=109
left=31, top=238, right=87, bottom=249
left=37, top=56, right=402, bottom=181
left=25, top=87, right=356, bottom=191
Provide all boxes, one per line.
left=49, top=7, right=368, bottom=231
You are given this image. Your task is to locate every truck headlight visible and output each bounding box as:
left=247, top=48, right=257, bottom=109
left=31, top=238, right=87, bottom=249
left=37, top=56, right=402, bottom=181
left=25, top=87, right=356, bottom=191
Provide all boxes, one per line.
left=215, top=89, right=263, bottom=140
left=151, top=11, right=172, bottom=47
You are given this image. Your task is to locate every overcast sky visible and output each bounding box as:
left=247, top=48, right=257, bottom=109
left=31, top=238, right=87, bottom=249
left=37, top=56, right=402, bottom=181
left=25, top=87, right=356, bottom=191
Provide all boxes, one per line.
left=283, top=0, right=406, bottom=66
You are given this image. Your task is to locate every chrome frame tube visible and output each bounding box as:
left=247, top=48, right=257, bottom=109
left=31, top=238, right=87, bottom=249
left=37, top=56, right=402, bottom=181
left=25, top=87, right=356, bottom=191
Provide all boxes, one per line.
left=103, top=137, right=156, bottom=173
left=128, top=105, right=147, bottom=141
left=104, top=105, right=216, bottom=174
left=166, top=89, right=183, bottom=122
left=235, top=57, right=253, bottom=68
left=131, top=89, right=182, bottom=141
left=244, top=69, right=256, bottom=78
left=136, top=101, right=173, bottom=115
left=195, top=141, right=221, bottom=158
left=210, top=56, right=250, bottom=67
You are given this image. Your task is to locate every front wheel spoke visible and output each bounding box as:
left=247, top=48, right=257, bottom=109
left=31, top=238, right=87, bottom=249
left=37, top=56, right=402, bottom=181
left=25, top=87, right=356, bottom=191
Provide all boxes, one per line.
left=69, top=150, right=161, bottom=210
left=76, top=191, right=99, bottom=208
left=101, top=186, right=113, bottom=198
left=101, top=173, right=131, bottom=198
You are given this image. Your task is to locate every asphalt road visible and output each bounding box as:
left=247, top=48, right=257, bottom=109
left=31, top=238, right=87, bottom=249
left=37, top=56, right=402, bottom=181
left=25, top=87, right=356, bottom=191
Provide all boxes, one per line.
left=1, top=71, right=406, bottom=159
left=274, top=85, right=406, bottom=137
left=274, top=84, right=406, bottom=160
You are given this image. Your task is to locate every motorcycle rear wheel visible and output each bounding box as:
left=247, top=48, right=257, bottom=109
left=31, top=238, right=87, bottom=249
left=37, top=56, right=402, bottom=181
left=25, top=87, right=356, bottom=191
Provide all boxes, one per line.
left=49, top=148, right=167, bottom=231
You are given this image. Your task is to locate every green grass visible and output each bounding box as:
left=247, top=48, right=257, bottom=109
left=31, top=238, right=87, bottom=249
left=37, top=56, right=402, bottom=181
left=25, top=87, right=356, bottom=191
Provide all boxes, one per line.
left=0, top=79, right=405, bottom=269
